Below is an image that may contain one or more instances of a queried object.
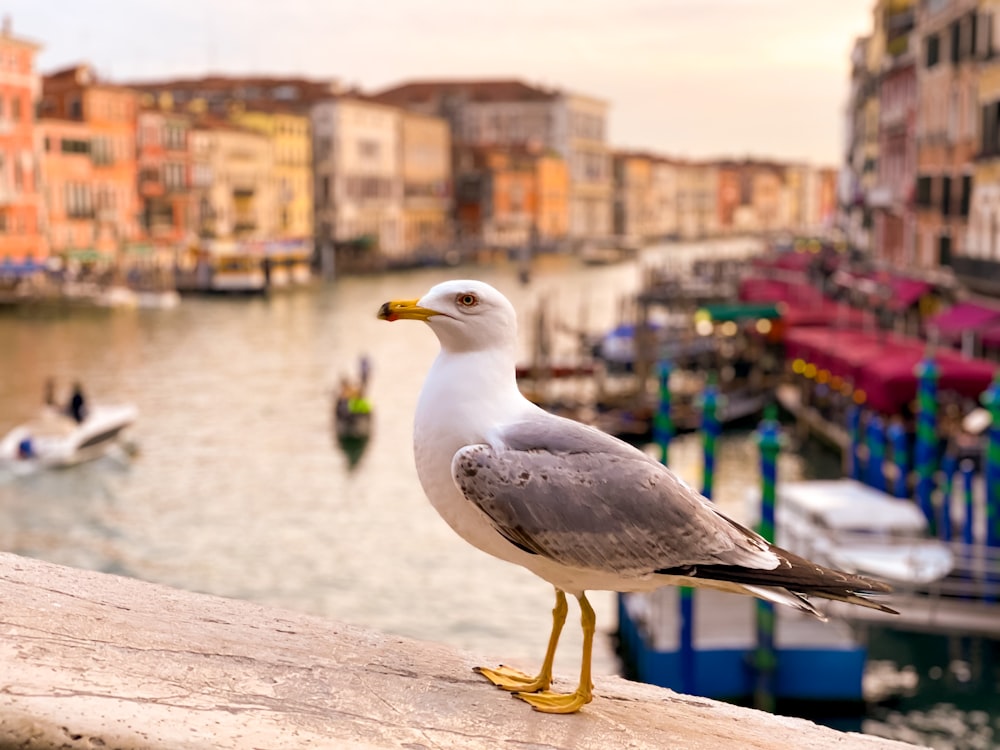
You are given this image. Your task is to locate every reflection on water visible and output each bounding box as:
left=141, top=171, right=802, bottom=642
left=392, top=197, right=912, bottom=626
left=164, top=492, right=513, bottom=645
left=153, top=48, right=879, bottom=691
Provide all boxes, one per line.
left=1, top=238, right=996, bottom=746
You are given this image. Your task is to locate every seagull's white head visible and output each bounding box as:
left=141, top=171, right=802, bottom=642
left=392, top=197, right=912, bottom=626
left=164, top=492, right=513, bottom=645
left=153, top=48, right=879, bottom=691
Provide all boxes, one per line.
left=378, top=279, right=519, bottom=356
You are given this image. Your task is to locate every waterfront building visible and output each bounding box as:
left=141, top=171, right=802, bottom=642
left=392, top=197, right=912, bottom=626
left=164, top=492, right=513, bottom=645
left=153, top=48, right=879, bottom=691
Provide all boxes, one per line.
left=40, top=65, right=141, bottom=263
left=311, top=96, right=403, bottom=261
left=713, top=160, right=787, bottom=236
left=649, top=158, right=680, bottom=241
left=398, top=110, right=452, bottom=256
left=870, top=0, right=918, bottom=268
left=534, top=147, right=570, bottom=245
left=841, top=33, right=880, bottom=254
left=453, top=144, right=568, bottom=251
left=371, top=79, right=612, bottom=244
left=612, top=151, right=656, bottom=242
left=0, top=19, right=42, bottom=266
left=136, top=98, right=194, bottom=249
left=190, top=119, right=274, bottom=242
left=37, top=117, right=97, bottom=260
left=675, top=160, right=719, bottom=239
left=230, top=105, right=313, bottom=242
left=913, top=0, right=980, bottom=270
left=964, top=0, right=1000, bottom=296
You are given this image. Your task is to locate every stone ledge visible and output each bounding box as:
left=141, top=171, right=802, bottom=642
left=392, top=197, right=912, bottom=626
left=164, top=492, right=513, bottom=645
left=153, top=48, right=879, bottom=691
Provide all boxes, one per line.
left=0, top=552, right=919, bottom=749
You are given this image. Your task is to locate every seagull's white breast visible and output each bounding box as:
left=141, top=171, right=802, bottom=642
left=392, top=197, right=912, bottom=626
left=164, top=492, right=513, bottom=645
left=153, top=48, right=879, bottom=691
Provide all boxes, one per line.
left=413, top=348, right=537, bottom=565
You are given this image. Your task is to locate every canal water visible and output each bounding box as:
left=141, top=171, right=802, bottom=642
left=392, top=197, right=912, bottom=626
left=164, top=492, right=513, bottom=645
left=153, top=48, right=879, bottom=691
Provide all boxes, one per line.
left=0, top=238, right=996, bottom=748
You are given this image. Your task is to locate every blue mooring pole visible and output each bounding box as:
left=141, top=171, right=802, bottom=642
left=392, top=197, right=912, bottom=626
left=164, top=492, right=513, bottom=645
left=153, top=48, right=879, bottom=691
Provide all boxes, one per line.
left=940, top=452, right=957, bottom=542
left=982, top=374, right=1000, bottom=552
left=847, top=404, right=863, bottom=481
left=753, top=405, right=780, bottom=713
left=887, top=420, right=909, bottom=499
left=914, top=357, right=940, bottom=530
left=866, top=414, right=886, bottom=493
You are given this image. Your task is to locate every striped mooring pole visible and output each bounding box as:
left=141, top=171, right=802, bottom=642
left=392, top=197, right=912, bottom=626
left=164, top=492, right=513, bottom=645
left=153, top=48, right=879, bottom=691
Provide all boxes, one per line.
left=654, top=361, right=674, bottom=465
left=753, top=404, right=780, bottom=713
left=914, top=357, right=939, bottom=530
left=701, top=379, right=720, bottom=501
left=981, top=373, right=1000, bottom=552
left=676, top=377, right=721, bottom=696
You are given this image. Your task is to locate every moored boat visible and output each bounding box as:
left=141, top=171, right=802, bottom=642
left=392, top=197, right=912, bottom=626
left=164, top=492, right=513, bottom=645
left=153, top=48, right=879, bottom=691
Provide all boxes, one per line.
left=0, top=403, right=139, bottom=470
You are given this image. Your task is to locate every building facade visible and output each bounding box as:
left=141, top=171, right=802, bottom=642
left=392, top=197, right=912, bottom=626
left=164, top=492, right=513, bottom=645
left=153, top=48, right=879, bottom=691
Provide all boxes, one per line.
left=136, top=103, right=193, bottom=247
left=0, top=20, right=42, bottom=265
left=372, top=80, right=611, bottom=245
left=612, top=151, right=656, bottom=241
left=230, top=106, right=313, bottom=241
left=311, top=96, right=403, bottom=259
left=37, top=118, right=97, bottom=258
left=913, top=0, right=980, bottom=269
left=41, top=65, right=141, bottom=260
left=192, top=120, right=274, bottom=242
left=963, top=0, right=1000, bottom=295
left=399, top=110, right=451, bottom=255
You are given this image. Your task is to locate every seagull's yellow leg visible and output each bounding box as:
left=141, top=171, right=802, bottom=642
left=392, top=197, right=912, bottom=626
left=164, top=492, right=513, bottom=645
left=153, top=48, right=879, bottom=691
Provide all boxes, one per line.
left=475, top=588, right=567, bottom=693
left=514, top=592, right=595, bottom=713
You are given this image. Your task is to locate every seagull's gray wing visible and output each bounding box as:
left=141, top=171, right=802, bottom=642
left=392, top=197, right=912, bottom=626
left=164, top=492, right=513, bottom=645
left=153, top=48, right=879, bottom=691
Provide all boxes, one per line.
left=452, top=414, right=778, bottom=577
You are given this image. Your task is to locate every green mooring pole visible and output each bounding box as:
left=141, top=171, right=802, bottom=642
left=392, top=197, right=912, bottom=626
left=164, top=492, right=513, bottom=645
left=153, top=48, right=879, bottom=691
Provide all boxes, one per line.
left=753, top=404, right=780, bottom=713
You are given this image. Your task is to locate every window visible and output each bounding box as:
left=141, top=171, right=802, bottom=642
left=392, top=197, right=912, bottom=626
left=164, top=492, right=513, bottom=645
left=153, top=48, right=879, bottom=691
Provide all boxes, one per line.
left=915, top=175, right=933, bottom=207
left=951, top=20, right=962, bottom=64
left=941, top=176, right=952, bottom=216
left=61, top=138, right=90, bottom=155
left=960, top=175, right=972, bottom=217
left=926, top=33, right=941, bottom=67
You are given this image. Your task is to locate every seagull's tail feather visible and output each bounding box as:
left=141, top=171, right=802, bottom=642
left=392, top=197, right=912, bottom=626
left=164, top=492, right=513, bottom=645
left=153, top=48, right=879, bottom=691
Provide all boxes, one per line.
left=741, top=585, right=828, bottom=620
left=657, top=545, right=898, bottom=619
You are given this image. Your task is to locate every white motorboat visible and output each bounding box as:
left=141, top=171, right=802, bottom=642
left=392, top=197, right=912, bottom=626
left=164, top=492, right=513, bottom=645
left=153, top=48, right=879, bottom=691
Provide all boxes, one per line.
left=0, top=404, right=138, bottom=469
left=770, top=479, right=954, bottom=586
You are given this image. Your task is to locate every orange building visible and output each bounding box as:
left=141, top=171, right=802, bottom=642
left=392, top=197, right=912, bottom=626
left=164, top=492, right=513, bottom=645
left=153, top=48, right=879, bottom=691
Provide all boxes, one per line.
left=37, top=118, right=98, bottom=255
left=136, top=101, right=194, bottom=245
left=40, top=65, right=140, bottom=261
left=0, top=21, right=43, bottom=265
left=454, top=145, right=568, bottom=249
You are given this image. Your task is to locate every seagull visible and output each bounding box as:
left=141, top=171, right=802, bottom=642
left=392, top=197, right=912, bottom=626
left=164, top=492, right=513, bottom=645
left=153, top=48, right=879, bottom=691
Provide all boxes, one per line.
left=377, top=279, right=895, bottom=714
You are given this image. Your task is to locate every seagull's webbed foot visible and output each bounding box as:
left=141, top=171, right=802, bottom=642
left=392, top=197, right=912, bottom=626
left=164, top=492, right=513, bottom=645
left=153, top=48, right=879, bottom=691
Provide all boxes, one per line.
left=514, top=686, right=593, bottom=714
left=473, top=588, right=568, bottom=694
left=474, top=664, right=549, bottom=693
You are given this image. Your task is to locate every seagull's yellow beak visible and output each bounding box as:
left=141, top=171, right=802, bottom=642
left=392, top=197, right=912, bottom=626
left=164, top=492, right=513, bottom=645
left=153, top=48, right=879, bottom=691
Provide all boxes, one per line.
left=377, top=298, right=440, bottom=322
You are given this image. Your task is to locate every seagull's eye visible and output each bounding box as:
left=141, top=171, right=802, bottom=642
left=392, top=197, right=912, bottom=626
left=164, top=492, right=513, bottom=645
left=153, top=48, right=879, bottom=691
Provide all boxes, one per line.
left=456, top=293, right=479, bottom=308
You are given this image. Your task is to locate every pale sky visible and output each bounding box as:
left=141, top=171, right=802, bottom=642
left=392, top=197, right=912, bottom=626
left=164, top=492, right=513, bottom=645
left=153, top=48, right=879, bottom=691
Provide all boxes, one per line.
left=11, top=0, right=874, bottom=165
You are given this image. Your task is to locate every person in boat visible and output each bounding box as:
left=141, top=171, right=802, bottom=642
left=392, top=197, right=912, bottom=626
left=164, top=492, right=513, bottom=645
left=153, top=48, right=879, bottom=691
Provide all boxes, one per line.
left=67, top=381, right=87, bottom=424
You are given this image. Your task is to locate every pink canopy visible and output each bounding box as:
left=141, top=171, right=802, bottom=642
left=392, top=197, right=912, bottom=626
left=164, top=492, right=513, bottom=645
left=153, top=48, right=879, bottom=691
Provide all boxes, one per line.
left=786, top=327, right=997, bottom=413
left=926, top=301, right=1000, bottom=340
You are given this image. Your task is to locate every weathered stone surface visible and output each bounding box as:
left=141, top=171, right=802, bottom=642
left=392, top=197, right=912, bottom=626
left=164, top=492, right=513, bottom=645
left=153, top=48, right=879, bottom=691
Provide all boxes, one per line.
left=0, top=552, right=919, bottom=749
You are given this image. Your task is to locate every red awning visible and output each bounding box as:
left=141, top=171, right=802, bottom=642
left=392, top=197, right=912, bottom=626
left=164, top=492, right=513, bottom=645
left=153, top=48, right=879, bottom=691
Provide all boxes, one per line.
left=885, top=276, right=932, bottom=311
left=926, top=301, right=1000, bottom=339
